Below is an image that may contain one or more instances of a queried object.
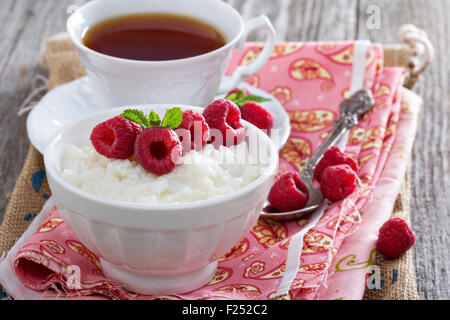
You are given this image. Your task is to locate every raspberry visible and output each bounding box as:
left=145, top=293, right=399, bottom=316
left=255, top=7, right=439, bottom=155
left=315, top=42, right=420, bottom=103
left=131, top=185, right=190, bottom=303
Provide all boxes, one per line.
left=176, top=110, right=210, bottom=152
left=227, top=87, right=251, bottom=96
left=203, top=99, right=246, bottom=146
left=268, top=171, right=309, bottom=211
left=320, top=164, right=357, bottom=202
left=129, top=121, right=143, bottom=136
left=376, top=218, right=416, bottom=259
left=90, top=116, right=142, bottom=159
left=134, top=126, right=182, bottom=175
left=241, top=101, right=274, bottom=133
left=314, top=146, right=358, bottom=182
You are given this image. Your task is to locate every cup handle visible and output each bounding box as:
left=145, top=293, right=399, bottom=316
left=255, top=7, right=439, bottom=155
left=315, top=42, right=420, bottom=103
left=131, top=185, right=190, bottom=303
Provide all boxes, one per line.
left=218, top=15, right=276, bottom=94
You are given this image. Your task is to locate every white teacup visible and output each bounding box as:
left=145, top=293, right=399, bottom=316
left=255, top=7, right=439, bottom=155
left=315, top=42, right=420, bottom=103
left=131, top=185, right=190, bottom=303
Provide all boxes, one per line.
left=67, top=0, right=276, bottom=108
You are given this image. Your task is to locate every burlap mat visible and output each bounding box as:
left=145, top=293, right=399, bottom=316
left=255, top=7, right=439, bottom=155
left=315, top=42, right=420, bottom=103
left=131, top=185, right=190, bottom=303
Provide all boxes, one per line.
left=0, top=34, right=419, bottom=300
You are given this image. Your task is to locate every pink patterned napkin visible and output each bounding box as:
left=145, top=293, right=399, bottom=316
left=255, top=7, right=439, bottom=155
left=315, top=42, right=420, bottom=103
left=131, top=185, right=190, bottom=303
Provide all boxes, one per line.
left=0, top=42, right=421, bottom=300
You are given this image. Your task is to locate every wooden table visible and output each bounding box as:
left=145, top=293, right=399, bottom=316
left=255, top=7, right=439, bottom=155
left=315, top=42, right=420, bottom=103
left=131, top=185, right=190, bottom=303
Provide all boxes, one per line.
left=0, top=0, right=448, bottom=299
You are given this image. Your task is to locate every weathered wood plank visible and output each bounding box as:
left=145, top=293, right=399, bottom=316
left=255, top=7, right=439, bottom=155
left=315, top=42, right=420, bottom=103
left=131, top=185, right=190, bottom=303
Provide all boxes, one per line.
left=358, top=0, right=450, bottom=300
left=225, top=0, right=357, bottom=41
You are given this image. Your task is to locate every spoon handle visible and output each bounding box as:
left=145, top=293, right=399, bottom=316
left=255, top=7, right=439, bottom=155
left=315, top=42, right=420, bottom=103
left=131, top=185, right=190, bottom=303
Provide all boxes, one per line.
left=300, top=89, right=374, bottom=182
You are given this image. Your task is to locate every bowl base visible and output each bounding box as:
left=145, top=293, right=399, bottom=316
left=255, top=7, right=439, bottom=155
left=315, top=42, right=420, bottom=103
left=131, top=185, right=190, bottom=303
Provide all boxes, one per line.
left=100, top=258, right=218, bottom=296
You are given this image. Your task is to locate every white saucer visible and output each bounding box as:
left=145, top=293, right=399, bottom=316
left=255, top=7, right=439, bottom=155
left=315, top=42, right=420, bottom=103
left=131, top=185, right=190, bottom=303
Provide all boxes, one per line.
left=27, top=76, right=290, bottom=153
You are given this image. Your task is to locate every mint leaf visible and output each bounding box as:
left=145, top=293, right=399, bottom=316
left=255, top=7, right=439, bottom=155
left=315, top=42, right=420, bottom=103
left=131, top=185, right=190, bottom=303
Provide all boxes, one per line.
left=120, top=109, right=149, bottom=128
left=148, top=110, right=161, bottom=126
left=225, top=91, right=271, bottom=107
left=238, top=94, right=272, bottom=104
left=225, top=90, right=245, bottom=101
left=161, top=107, right=183, bottom=129
left=225, top=92, right=238, bottom=101
left=121, top=107, right=183, bottom=129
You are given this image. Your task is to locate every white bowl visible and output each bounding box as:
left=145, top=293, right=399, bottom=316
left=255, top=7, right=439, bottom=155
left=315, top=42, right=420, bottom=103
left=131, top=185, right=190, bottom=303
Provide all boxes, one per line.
left=44, top=105, right=278, bottom=295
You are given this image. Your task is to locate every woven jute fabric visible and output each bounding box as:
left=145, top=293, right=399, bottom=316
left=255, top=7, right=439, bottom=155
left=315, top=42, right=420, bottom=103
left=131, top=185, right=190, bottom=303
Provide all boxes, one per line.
left=0, top=34, right=419, bottom=300
left=363, top=170, right=419, bottom=300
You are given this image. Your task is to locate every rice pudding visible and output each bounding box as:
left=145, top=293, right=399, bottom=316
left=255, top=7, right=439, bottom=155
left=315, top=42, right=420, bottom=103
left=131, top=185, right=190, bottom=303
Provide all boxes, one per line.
left=60, top=142, right=262, bottom=204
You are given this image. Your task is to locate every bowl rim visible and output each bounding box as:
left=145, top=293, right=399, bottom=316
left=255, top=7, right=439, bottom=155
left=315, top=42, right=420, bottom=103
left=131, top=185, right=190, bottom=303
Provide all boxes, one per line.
left=44, top=104, right=278, bottom=212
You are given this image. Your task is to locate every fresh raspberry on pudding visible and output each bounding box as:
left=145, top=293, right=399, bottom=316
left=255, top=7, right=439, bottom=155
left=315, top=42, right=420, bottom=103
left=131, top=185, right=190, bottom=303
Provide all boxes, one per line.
left=203, top=99, right=246, bottom=146
left=376, top=218, right=416, bottom=259
left=241, top=101, right=274, bottom=133
left=134, top=126, right=182, bottom=175
left=129, top=121, right=143, bottom=136
left=320, top=164, right=357, bottom=202
left=314, top=146, right=358, bottom=182
left=268, top=171, right=309, bottom=211
left=90, top=116, right=142, bottom=159
left=176, top=110, right=210, bottom=152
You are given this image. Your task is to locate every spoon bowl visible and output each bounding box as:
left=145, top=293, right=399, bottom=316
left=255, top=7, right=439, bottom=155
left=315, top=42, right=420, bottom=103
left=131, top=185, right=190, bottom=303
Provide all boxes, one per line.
left=261, top=170, right=324, bottom=220
left=261, top=200, right=322, bottom=220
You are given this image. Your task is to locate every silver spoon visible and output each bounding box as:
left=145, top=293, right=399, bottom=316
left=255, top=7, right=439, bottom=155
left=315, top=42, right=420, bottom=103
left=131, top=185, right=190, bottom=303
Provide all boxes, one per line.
left=261, top=88, right=375, bottom=220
